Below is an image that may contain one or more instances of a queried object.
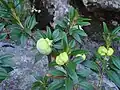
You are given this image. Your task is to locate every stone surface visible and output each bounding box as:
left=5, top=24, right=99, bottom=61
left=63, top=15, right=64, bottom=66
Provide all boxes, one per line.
left=77, top=64, right=119, bottom=90
left=0, top=38, right=119, bottom=89
left=82, top=0, right=120, bottom=11
left=28, top=0, right=70, bottom=29
left=45, top=0, right=70, bottom=20
left=0, top=42, right=48, bottom=90
left=0, top=37, right=119, bottom=90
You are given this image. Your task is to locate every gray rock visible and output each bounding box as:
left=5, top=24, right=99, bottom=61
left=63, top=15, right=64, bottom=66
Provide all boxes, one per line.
left=44, top=0, right=70, bottom=20
left=0, top=42, right=48, bottom=90
left=77, top=64, right=119, bottom=90
left=81, top=38, right=101, bottom=59
left=82, top=0, right=120, bottom=11
left=0, top=37, right=119, bottom=90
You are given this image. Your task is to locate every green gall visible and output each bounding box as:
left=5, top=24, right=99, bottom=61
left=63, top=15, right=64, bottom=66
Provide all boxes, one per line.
left=107, top=48, right=114, bottom=56
left=56, top=52, right=68, bottom=65
left=98, top=46, right=107, bottom=56
left=36, top=38, right=52, bottom=55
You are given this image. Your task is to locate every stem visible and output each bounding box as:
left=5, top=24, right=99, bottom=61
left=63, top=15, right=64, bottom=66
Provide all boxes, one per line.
left=97, top=56, right=108, bottom=90
left=47, top=54, right=51, bottom=64
left=98, top=71, right=103, bottom=90
left=96, top=62, right=103, bottom=90
left=24, top=31, right=37, bottom=43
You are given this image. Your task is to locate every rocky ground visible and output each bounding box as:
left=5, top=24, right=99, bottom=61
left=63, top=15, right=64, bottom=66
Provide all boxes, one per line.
left=0, top=36, right=119, bottom=90
left=0, top=0, right=120, bottom=90
left=0, top=41, right=48, bottom=90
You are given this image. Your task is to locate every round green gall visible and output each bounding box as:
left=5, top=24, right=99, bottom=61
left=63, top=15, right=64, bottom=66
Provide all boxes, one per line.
left=107, top=48, right=114, bottom=56
left=36, top=38, right=52, bottom=55
left=98, top=46, right=107, bottom=56
left=56, top=52, right=68, bottom=65
left=76, top=54, right=86, bottom=60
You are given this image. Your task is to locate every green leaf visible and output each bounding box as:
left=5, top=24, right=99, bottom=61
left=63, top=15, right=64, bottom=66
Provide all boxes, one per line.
left=35, top=30, right=46, bottom=39
left=8, top=2, right=15, bottom=9
left=24, top=16, right=31, bottom=27
left=34, top=76, right=48, bottom=83
left=103, top=22, right=109, bottom=33
left=48, top=80, right=64, bottom=90
left=48, top=69, right=65, bottom=76
left=0, top=33, right=7, bottom=40
left=52, top=29, right=61, bottom=42
left=70, top=27, right=87, bottom=37
left=32, top=81, right=44, bottom=90
left=65, top=61, right=78, bottom=84
left=24, top=15, right=37, bottom=30
left=32, top=76, right=48, bottom=90
left=46, top=26, right=52, bottom=39
left=79, top=81, right=94, bottom=90
left=72, top=33, right=82, bottom=44
left=77, top=68, right=92, bottom=77
left=14, top=0, right=24, bottom=13
left=110, top=65, right=120, bottom=75
left=8, top=24, right=22, bottom=32
left=0, top=67, right=8, bottom=82
left=20, top=33, right=27, bottom=46
left=68, top=7, right=75, bottom=21
left=73, top=57, right=84, bottom=65
left=77, top=17, right=91, bottom=21
left=55, top=20, right=67, bottom=29
left=0, top=0, right=11, bottom=11
left=0, top=54, right=14, bottom=73
left=83, top=60, right=98, bottom=71
left=0, top=9, right=11, bottom=18
left=24, top=28, right=31, bottom=35
left=0, top=23, right=5, bottom=31
left=55, top=66, right=67, bottom=74
left=70, top=49, right=88, bottom=56
left=49, top=61, right=58, bottom=67
left=62, top=33, right=68, bottom=52
left=69, top=27, right=78, bottom=35
left=112, top=26, right=120, bottom=35
left=106, top=70, right=120, bottom=88
left=113, top=36, right=120, bottom=41
left=29, top=15, right=37, bottom=30
left=77, top=22, right=90, bottom=26
left=77, top=30, right=87, bottom=37
left=0, top=54, right=13, bottom=60
left=69, top=39, right=76, bottom=48
left=112, top=56, right=120, bottom=69
left=8, top=24, right=22, bottom=41
left=53, top=43, right=63, bottom=50
left=0, top=54, right=14, bottom=67
left=65, top=78, right=73, bottom=90
left=1, top=67, right=13, bottom=73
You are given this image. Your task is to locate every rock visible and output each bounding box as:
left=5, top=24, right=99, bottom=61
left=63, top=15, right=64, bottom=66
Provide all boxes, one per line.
left=47, top=0, right=70, bottom=20
left=29, top=0, right=54, bottom=29
left=81, top=38, right=101, bottom=59
left=29, top=0, right=70, bottom=29
left=0, top=38, right=119, bottom=89
left=82, top=0, right=120, bottom=11
left=0, top=42, right=48, bottom=90
left=77, top=64, right=119, bottom=90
